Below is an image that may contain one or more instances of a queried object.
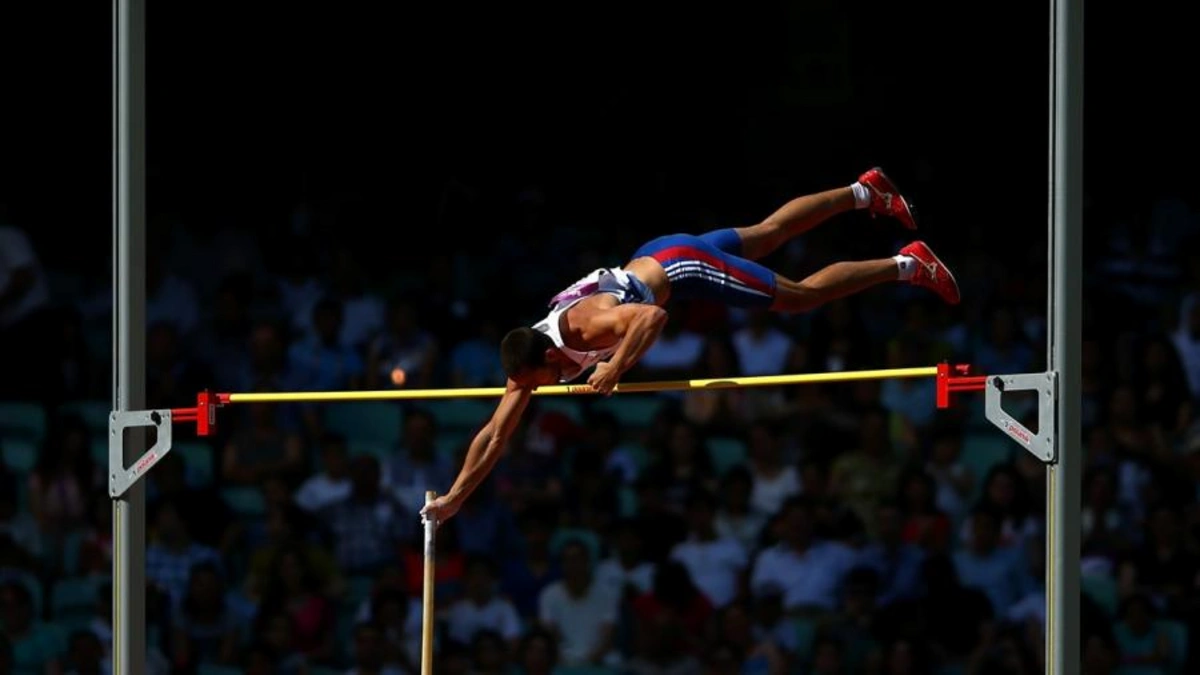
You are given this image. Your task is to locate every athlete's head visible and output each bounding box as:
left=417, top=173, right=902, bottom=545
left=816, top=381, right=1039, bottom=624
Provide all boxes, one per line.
left=500, top=326, right=563, bottom=387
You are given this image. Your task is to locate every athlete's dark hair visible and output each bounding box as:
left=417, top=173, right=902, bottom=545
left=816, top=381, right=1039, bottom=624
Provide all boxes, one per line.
left=500, top=327, right=554, bottom=378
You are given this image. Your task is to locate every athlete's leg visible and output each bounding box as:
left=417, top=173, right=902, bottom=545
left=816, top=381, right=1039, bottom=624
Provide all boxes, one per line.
left=719, top=167, right=919, bottom=262
left=769, top=240, right=961, bottom=312
left=769, top=259, right=899, bottom=313
left=732, top=187, right=856, bottom=261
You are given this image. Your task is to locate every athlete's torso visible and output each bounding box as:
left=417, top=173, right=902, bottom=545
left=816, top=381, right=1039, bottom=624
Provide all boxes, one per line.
left=532, top=263, right=664, bottom=382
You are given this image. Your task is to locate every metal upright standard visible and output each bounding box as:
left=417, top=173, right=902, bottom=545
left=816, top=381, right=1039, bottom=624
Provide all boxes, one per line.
left=1047, top=0, right=1084, bottom=670
left=112, top=0, right=149, bottom=672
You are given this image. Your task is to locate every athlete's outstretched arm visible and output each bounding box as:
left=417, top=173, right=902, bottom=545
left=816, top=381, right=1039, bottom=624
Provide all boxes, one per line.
left=421, top=380, right=532, bottom=523
left=585, top=303, right=668, bottom=394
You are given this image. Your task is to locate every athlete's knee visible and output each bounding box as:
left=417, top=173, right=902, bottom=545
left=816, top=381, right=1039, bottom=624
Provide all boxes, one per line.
left=770, top=281, right=823, bottom=313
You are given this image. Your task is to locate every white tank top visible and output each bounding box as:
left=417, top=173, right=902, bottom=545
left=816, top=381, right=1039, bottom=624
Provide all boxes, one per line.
left=532, top=267, right=656, bottom=382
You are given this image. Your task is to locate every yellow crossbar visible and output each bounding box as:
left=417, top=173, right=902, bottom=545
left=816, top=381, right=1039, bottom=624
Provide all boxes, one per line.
left=223, top=366, right=939, bottom=403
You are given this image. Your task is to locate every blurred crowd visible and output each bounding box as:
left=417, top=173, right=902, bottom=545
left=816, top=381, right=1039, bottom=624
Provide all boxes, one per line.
left=1, top=185, right=1200, bottom=675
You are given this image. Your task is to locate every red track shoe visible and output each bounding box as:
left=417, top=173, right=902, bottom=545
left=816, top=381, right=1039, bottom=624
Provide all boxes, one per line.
left=859, top=167, right=917, bottom=229
left=900, top=240, right=960, bottom=305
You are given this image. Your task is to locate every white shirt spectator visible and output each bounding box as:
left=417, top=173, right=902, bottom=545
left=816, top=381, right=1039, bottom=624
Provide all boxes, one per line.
left=732, top=313, right=793, bottom=376
left=750, top=466, right=802, bottom=518
left=538, top=579, right=618, bottom=666
left=294, top=473, right=352, bottom=513
left=445, top=595, right=522, bottom=646
left=0, top=226, right=50, bottom=328
left=594, top=557, right=655, bottom=599
left=641, top=328, right=705, bottom=372
left=670, top=536, right=748, bottom=607
left=715, top=509, right=766, bottom=554
left=750, top=541, right=857, bottom=612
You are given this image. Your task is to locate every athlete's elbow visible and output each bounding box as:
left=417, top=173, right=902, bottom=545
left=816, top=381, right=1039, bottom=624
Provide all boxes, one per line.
left=645, top=306, right=669, bottom=329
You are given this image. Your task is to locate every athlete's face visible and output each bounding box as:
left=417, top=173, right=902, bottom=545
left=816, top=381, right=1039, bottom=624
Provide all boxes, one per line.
left=510, top=351, right=564, bottom=388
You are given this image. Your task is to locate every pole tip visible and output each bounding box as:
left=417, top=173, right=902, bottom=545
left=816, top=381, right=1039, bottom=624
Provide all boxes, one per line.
left=425, top=490, right=437, bottom=503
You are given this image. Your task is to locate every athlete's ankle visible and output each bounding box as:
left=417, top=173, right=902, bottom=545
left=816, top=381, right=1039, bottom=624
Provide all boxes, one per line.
left=850, top=182, right=871, bottom=209
left=893, top=254, right=916, bottom=281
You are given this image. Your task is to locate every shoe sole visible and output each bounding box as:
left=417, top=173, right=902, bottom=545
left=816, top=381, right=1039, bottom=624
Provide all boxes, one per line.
left=911, top=241, right=961, bottom=305
left=872, top=167, right=918, bottom=229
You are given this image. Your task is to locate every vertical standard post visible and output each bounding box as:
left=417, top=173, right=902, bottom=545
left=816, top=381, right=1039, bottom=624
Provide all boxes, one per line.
left=1047, top=0, right=1083, bottom=671
left=113, top=0, right=146, bottom=671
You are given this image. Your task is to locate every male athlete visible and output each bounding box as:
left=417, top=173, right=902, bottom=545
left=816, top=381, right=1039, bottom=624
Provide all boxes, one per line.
left=422, top=168, right=958, bottom=523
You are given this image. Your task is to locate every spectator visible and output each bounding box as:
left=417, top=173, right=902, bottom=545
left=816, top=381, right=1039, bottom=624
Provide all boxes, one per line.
left=221, top=401, right=307, bottom=488
left=750, top=496, right=857, bottom=615
left=857, top=499, right=926, bottom=608
left=447, top=311, right=506, bottom=388
left=145, top=497, right=223, bottom=613
left=596, top=518, right=655, bottom=604
left=294, top=431, right=353, bottom=514
left=538, top=539, right=618, bottom=667
left=711, top=599, right=789, bottom=675
left=364, top=589, right=420, bottom=672
left=0, top=580, right=63, bottom=673
left=829, top=408, right=901, bottom=538
left=146, top=319, right=214, bottom=408
left=744, top=421, right=802, bottom=519
left=445, top=555, right=522, bottom=650
left=670, top=489, right=748, bottom=609
left=322, top=455, right=411, bottom=575
left=382, top=408, right=454, bottom=515
left=169, top=561, right=241, bottom=669
left=925, top=422, right=975, bottom=528
left=637, top=309, right=706, bottom=380
left=256, top=544, right=337, bottom=664
left=952, top=506, right=1025, bottom=618
left=631, top=560, right=714, bottom=659
left=365, top=296, right=438, bottom=390
left=514, top=627, right=559, bottom=675
left=714, top=466, right=767, bottom=554
left=288, top=296, right=366, bottom=391
left=682, top=335, right=751, bottom=437
left=500, top=509, right=561, bottom=621
left=345, top=620, right=410, bottom=675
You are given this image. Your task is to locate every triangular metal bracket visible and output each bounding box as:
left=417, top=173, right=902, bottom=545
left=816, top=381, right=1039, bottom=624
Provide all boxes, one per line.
left=984, top=372, right=1058, bottom=463
left=109, top=409, right=174, bottom=497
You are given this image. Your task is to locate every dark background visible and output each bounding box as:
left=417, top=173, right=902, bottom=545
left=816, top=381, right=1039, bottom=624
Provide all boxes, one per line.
left=3, top=1, right=1195, bottom=270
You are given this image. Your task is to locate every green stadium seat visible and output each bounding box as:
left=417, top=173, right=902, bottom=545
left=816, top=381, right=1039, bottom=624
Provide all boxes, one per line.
left=60, top=399, right=112, bottom=433
left=50, top=576, right=103, bottom=622
left=435, top=431, right=466, bottom=462
left=173, top=440, right=215, bottom=487
left=90, top=438, right=109, bottom=467
left=591, top=395, right=665, bottom=428
left=1, top=438, right=37, bottom=473
left=1081, top=574, right=1117, bottom=619
left=960, top=432, right=1013, bottom=498
left=349, top=441, right=393, bottom=463
left=197, top=666, right=242, bottom=675
left=0, top=401, right=46, bottom=444
left=707, top=436, right=748, bottom=476
left=322, top=401, right=403, bottom=446
left=1158, top=619, right=1188, bottom=675
left=424, top=399, right=492, bottom=430
left=550, top=528, right=601, bottom=563
left=220, top=486, right=266, bottom=517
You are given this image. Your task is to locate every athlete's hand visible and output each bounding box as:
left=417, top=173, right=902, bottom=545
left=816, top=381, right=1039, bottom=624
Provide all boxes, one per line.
left=588, top=362, right=621, bottom=396
left=420, top=493, right=462, bottom=526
